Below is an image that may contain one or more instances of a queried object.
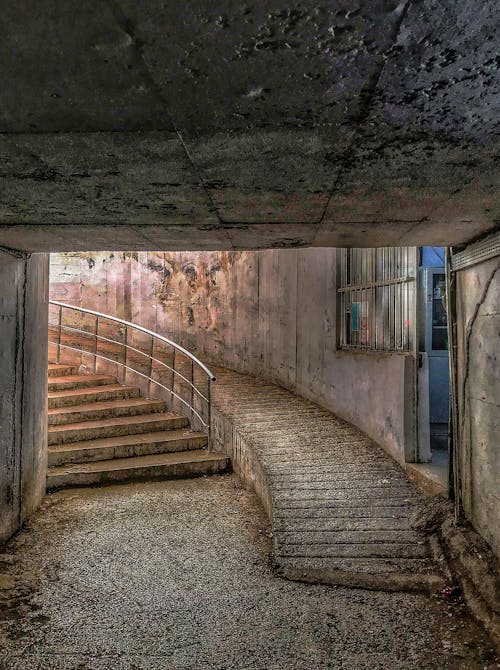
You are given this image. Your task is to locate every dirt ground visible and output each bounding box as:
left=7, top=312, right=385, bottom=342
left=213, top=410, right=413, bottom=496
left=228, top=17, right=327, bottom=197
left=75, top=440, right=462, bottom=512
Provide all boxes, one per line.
left=0, top=475, right=498, bottom=670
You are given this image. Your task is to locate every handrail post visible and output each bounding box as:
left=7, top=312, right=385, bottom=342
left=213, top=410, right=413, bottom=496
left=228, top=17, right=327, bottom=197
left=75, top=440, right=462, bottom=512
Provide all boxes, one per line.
left=56, top=305, right=62, bottom=364
left=207, top=377, right=212, bottom=452
left=171, top=348, right=176, bottom=409
left=148, top=335, right=154, bottom=399
left=190, top=359, right=194, bottom=427
left=123, top=325, right=128, bottom=384
left=93, top=316, right=99, bottom=373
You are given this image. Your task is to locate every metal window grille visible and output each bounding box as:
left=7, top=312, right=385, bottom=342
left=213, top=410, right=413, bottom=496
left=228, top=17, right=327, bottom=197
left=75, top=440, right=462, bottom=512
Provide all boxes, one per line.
left=338, top=247, right=416, bottom=351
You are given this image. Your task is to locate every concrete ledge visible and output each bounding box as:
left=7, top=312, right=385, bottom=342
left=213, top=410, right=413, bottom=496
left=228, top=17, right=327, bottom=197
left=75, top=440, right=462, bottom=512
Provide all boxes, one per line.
left=412, top=496, right=500, bottom=652
left=438, top=517, right=500, bottom=651
left=211, top=404, right=273, bottom=520
left=406, top=461, right=448, bottom=497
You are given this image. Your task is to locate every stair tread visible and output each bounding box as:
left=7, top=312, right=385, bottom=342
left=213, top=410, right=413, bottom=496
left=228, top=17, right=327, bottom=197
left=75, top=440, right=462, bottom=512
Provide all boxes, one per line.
left=48, top=411, right=187, bottom=433
left=48, top=398, right=166, bottom=416
left=48, top=428, right=207, bottom=453
left=48, top=384, right=137, bottom=399
left=49, top=374, right=116, bottom=384
left=48, top=363, right=76, bottom=372
left=47, top=449, right=227, bottom=475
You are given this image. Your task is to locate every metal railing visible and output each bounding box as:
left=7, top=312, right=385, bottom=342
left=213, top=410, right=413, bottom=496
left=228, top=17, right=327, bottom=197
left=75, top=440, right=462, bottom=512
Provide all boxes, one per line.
left=48, top=301, right=215, bottom=441
left=338, top=247, right=417, bottom=352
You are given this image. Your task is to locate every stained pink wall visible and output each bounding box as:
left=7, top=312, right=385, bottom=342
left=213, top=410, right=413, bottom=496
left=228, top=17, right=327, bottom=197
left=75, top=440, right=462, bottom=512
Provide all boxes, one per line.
left=50, top=251, right=242, bottom=339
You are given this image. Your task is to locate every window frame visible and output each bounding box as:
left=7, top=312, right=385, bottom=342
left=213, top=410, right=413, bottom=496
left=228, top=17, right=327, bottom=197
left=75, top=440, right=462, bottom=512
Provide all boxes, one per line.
left=337, top=247, right=417, bottom=353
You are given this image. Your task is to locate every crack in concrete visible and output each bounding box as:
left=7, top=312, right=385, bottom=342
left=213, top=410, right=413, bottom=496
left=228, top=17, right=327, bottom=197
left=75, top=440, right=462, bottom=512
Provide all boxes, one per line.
left=105, top=0, right=172, bottom=123
left=105, top=0, right=235, bottom=250
left=0, top=245, right=31, bottom=259
left=394, top=217, right=430, bottom=245
left=458, top=260, right=500, bottom=512
left=175, top=131, right=236, bottom=250
left=311, top=0, right=415, bottom=245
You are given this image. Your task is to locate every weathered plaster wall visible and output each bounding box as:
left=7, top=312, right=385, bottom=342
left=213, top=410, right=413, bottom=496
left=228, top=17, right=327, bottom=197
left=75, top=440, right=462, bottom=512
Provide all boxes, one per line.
left=0, top=252, right=48, bottom=545
left=455, top=256, right=500, bottom=557
left=50, top=250, right=416, bottom=466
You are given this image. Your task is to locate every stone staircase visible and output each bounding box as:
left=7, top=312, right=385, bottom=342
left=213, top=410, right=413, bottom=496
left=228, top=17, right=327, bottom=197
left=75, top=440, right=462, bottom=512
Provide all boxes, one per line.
left=47, top=362, right=229, bottom=489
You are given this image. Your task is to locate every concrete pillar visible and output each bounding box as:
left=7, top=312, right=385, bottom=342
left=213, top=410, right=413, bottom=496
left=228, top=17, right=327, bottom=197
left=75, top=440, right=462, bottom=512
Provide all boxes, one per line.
left=0, top=250, right=49, bottom=544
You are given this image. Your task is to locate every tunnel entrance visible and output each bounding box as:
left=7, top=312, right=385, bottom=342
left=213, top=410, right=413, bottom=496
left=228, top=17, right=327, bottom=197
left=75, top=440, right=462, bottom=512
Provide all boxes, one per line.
left=48, top=247, right=456, bottom=494
left=1, top=237, right=499, bottom=657
left=2, top=233, right=499, bottom=576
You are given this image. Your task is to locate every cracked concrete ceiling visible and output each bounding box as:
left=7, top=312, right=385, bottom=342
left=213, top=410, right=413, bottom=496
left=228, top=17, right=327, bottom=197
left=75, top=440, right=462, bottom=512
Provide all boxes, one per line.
left=0, top=0, right=498, bottom=251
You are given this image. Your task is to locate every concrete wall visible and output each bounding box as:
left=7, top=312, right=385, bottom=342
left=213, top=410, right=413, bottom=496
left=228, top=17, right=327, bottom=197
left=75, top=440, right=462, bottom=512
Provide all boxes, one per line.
left=50, top=250, right=416, bottom=466
left=0, top=251, right=48, bottom=545
left=455, top=255, right=500, bottom=557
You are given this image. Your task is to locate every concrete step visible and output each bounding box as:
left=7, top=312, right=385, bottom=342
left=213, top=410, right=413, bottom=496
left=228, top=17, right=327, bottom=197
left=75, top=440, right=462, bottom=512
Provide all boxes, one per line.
left=48, top=429, right=208, bottom=465
left=48, top=398, right=168, bottom=426
left=48, top=374, right=118, bottom=392
left=276, top=529, right=425, bottom=546
left=406, top=461, right=448, bottom=497
left=48, top=363, right=78, bottom=377
left=275, top=541, right=430, bottom=559
left=48, top=385, right=141, bottom=409
left=48, top=412, right=189, bottom=445
left=276, top=556, right=446, bottom=592
left=47, top=449, right=229, bottom=489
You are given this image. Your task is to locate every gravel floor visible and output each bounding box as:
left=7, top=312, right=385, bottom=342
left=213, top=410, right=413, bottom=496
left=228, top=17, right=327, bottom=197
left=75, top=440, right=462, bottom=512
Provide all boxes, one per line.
left=0, top=475, right=497, bottom=670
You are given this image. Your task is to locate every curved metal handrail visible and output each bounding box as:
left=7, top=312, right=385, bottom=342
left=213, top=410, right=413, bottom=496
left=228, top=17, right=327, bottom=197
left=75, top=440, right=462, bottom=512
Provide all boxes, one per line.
left=48, top=300, right=214, bottom=437
left=49, top=323, right=209, bottom=402
left=51, top=342, right=208, bottom=426
left=50, top=301, right=216, bottom=380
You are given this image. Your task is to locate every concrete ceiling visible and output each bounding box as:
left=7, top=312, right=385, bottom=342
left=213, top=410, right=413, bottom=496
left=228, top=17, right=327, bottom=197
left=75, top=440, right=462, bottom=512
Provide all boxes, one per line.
left=0, top=0, right=498, bottom=252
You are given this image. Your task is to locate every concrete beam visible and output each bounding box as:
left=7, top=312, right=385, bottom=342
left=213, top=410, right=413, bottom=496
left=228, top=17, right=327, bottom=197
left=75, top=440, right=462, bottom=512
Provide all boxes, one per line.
left=0, top=1, right=497, bottom=251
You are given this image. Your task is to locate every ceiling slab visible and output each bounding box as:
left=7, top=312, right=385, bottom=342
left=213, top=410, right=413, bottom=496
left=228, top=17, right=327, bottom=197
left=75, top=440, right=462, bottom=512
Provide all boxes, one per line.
left=0, top=132, right=219, bottom=226
left=0, top=1, right=172, bottom=132
left=0, top=0, right=497, bottom=251
left=120, top=0, right=406, bottom=223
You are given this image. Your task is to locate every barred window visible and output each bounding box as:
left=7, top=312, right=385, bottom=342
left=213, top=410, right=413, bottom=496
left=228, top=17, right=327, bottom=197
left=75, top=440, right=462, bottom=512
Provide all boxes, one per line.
left=338, top=248, right=416, bottom=352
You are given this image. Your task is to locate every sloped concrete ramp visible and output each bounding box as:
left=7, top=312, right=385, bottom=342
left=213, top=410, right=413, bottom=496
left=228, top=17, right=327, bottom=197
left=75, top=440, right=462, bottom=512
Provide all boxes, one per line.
left=212, top=368, right=445, bottom=592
